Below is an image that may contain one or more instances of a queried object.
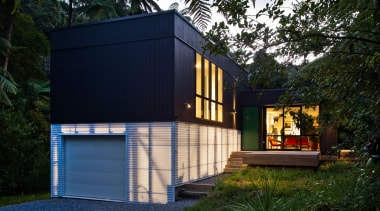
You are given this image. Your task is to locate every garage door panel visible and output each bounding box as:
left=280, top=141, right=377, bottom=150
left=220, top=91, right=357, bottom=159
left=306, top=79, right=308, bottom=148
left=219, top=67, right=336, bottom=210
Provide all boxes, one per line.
left=66, top=184, right=125, bottom=201
left=65, top=171, right=125, bottom=186
left=64, top=135, right=125, bottom=201
left=66, top=159, right=125, bottom=173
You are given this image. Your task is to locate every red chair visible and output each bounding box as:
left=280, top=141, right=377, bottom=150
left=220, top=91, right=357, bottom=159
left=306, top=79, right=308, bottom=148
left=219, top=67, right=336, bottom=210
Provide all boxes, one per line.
left=285, top=137, right=309, bottom=149
left=268, top=137, right=282, bottom=149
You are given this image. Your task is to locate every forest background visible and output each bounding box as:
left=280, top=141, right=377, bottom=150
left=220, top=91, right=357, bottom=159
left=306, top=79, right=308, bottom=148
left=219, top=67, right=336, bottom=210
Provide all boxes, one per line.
left=0, top=0, right=379, bottom=199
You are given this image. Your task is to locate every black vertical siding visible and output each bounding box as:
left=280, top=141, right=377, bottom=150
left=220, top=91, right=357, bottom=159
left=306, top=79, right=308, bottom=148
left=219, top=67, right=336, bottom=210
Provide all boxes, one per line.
left=51, top=29, right=175, bottom=123
left=51, top=10, right=243, bottom=129
left=173, top=13, right=244, bottom=129
left=173, top=39, right=195, bottom=122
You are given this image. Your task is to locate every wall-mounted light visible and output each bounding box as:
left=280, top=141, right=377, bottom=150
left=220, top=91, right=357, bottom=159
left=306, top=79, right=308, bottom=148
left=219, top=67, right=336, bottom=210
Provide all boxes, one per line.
left=232, top=109, right=237, bottom=115
left=185, top=103, right=191, bottom=109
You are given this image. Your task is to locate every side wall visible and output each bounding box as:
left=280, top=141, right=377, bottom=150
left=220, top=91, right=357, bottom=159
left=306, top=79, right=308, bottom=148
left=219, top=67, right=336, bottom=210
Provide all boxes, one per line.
left=175, top=122, right=240, bottom=186
left=51, top=12, right=176, bottom=124
left=173, top=13, right=244, bottom=129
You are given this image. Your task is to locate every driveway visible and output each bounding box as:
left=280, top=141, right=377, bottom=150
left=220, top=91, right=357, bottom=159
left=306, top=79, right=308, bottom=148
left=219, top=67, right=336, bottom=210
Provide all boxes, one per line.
left=0, top=198, right=198, bottom=211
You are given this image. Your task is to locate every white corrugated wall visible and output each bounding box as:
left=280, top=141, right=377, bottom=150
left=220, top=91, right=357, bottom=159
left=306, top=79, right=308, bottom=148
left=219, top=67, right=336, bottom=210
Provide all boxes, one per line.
left=51, top=122, right=240, bottom=204
left=175, top=122, right=241, bottom=186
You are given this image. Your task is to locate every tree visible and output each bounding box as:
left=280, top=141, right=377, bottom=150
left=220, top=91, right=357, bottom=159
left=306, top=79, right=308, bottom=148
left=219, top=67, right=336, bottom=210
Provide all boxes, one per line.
left=0, top=0, right=21, bottom=106
left=73, top=0, right=128, bottom=23
left=128, top=0, right=161, bottom=15
left=183, top=0, right=255, bottom=31
left=20, top=0, right=67, bottom=37
left=0, top=0, right=51, bottom=196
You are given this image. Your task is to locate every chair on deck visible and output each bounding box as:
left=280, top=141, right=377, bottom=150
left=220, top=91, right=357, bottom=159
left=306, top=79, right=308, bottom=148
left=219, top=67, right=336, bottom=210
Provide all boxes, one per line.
left=268, top=137, right=282, bottom=149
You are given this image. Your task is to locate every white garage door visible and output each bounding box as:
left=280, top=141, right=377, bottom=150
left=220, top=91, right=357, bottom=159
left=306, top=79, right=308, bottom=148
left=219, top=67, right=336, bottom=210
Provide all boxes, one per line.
left=64, top=135, right=125, bottom=201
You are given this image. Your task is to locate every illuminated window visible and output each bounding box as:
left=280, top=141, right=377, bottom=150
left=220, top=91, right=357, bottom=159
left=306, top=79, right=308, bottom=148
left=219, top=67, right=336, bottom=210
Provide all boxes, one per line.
left=195, top=53, right=223, bottom=122
left=211, top=102, right=216, bottom=121
left=204, top=100, right=210, bottom=120
left=196, top=54, right=202, bottom=96
left=204, top=59, right=209, bottom=98
left=218, top=104, right=223, bottom=122
left=196, top=97, right=202, bottom=118
left=218, top=68, right=223, bottom=103
left=211, top=64, right=216, bottom=101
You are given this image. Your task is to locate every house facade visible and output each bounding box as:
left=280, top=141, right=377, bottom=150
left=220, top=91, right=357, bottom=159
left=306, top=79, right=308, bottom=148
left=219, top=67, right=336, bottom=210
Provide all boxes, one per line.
left=50, top=10, right=338, bottom=204
left=50, top=10, right=244, bottom=204
left=240, top=89, right=338, bottom=154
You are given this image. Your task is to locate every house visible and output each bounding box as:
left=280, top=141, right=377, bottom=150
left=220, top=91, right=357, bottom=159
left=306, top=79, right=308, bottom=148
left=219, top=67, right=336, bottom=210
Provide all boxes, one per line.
left=50, top=10, right=338, bottom=204
left=240, top=89, right=338, bottom=154
left=50, top=10, right=245, bottom=204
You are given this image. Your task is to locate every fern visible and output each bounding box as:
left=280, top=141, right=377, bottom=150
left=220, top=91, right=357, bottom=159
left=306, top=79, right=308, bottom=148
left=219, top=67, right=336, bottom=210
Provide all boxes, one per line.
left=0, top=67, right=17, bottom=106
left=185, top=0, right=211, bottom=31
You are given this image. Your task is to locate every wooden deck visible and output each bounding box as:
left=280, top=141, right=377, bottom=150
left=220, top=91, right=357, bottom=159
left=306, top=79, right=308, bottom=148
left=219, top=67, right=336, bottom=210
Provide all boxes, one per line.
left=229, top=151, right=320, bottom=167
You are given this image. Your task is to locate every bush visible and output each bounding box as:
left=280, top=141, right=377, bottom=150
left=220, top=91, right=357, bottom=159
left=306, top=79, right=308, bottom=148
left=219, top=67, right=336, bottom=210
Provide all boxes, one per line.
left=0, top=86, right=50, bottom=196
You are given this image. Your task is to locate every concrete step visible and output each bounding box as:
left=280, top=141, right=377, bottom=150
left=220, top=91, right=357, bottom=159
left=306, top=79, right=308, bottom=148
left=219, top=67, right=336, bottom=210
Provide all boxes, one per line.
left=223, top=167, right=244, bottom=173
left=227, top=161, right=244, bottom=165
left=179, top=190, right=208, bottom=199
left=228, top=157, right=244, bottom=161
left=183, top=183, right=214, bottom=192
left=224, top=164, right=248, bottom=168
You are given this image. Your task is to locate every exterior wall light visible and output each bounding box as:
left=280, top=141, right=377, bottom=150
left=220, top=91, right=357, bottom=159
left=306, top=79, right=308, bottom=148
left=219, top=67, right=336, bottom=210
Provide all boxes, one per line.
left=232, top=109, right=237, bottom=114
left=185, top=103, right=191, bottom=109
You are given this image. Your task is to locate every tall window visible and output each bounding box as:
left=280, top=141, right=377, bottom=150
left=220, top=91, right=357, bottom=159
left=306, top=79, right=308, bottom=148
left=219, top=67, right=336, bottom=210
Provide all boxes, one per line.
left=265, top=106, right=320, bottom=151
left=195, top=53, right=223, bottom=122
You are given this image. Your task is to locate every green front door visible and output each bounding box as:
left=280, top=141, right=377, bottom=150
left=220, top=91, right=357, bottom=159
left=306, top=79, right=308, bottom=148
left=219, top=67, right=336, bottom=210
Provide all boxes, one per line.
left=242, top=107, right=259, bottom=150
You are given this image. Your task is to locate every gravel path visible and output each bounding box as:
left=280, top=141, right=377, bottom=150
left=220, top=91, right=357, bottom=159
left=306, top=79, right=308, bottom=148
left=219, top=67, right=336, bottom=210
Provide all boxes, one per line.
left=0, top=198, right=199, bottom=211
left=0, top=174, right=231, bottom=211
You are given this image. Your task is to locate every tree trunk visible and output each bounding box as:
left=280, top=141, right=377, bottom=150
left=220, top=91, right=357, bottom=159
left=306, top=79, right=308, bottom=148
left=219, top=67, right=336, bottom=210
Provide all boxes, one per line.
left=3, top=13, right=15, bottom=73
left=69, top=0, right=73, bottom=26
left=0, top=12, right=16, bottom=100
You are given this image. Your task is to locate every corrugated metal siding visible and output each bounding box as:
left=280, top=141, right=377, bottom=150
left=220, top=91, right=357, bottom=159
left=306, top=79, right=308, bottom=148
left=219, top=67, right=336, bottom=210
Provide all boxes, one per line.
left=173, top=39, right=195, bottom=122
left=175, top=122, right=241, bottom=186
left=51, top=11, right=175, bottom=51
left=51, top=37, right=175, bottom=124
left=51, top=122, right=175, bottom=204
left=52, top=122, right=241, bottom=203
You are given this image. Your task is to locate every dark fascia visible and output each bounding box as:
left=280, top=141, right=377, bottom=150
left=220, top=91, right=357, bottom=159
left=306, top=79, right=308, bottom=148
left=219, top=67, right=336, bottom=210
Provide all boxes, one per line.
left=52, top=9, right=185, bottom=32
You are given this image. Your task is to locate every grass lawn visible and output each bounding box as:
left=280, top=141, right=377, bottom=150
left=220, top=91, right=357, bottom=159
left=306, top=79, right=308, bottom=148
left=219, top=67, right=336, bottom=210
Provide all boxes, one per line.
left=185, top=161, right=380, bottom=210
left=0, top=192, right=50, bottom=207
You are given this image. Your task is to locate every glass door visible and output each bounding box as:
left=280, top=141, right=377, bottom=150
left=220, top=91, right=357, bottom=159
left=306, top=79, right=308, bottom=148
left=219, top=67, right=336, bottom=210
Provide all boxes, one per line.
left=264, top=106, right=320, bottom=151
left=265, top=107, right=284, bottom=150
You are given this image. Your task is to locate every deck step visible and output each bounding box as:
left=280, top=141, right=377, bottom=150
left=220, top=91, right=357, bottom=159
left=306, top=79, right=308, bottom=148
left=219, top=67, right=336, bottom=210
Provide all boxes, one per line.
left=223, top=151, right=248, bottom=173
left=228, top=157, right=244, bottom=161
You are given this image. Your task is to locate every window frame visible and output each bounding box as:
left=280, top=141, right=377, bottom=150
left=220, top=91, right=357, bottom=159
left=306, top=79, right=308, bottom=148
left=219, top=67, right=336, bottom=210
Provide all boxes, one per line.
left=195, top=53, right=223, bottom=122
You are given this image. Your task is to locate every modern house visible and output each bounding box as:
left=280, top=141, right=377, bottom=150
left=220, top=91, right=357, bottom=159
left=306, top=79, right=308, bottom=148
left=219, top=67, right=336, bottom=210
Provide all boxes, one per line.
left=50, top=10, right=337, bottom=204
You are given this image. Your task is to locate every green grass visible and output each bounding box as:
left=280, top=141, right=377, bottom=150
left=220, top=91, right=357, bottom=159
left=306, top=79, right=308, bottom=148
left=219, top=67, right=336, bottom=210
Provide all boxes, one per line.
left=185, top=161, right=380, bottom=210
left=0, top=192, right=50, bottom=207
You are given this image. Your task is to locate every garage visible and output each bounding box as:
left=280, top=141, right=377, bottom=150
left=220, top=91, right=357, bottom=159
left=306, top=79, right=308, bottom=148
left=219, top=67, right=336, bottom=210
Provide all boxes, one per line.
left=64, top=135, right=126, bottom=201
